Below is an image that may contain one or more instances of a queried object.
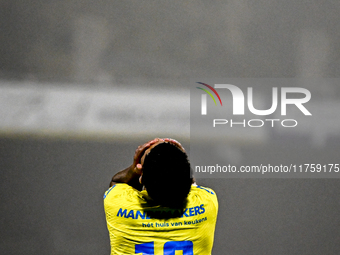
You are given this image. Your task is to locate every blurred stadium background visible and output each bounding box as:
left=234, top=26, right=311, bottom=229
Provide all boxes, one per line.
left=0, top=1, right=340, bottom=254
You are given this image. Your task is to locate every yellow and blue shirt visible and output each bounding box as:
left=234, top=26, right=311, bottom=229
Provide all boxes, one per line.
left=104, top=183, right=218, bottom=255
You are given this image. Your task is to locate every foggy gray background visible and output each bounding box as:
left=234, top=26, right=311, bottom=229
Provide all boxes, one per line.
left=1, top=1, right=340, bottom=254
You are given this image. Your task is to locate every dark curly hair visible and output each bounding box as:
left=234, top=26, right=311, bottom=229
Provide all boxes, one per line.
left=142, top=142, right=193, bottom=207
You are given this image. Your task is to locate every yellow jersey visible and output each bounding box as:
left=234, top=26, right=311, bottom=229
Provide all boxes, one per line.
left=104, top=183, right=218, bottom=255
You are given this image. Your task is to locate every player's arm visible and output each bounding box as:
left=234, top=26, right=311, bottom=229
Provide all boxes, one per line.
left=109, top=138, right=162, bottom=189
left=109, top=165, right=142, bottom=189
left=109, top=138, right=194, bottom=189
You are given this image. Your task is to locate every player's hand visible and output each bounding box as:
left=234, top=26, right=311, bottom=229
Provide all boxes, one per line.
left=132, top=137, right=185, bottom=175
left=163, top=138, right=186, bottom=152
left=132, top=138, right=164, bottom=174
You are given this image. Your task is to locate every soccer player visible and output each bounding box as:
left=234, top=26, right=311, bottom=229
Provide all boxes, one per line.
left=104, top=138, right=218, bottom=255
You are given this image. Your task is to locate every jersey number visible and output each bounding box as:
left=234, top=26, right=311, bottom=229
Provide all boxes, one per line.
left=135, top=241, right=193, bottom=255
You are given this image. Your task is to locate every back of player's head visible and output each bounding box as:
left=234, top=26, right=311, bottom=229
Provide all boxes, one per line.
left=142, top=142, right=192, bottom=207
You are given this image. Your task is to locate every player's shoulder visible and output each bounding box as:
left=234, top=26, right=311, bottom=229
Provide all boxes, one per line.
left=103, top=183, right=140, bottom=201
left=191, top=184, right=217, bottom=197
left=190, top=185, right=217, bottom=199
left=189, top=184, right=218, bottom=207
